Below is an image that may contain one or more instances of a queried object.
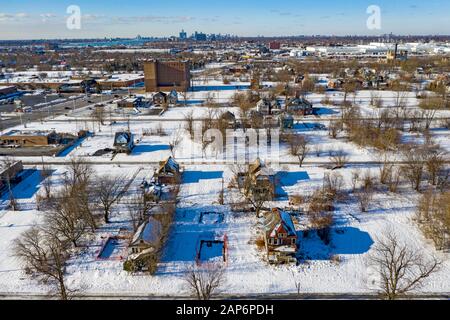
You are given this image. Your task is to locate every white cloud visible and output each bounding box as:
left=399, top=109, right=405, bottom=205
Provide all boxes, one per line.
left=40, top=13, right=57, bottom=22
left=82, top=14, right=105, bottom=22
left=0, top=12, right=29, bottom=22
left=111, top=15, right=195, bottom=25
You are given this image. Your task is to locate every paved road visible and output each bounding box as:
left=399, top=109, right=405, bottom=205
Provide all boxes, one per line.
left=18, top=160, right=450, bottom=166
left=0, top=292, right=448, bottom=300
left=45, top=115, right=450, bottom=123
left=0, top=94, right=112, bottom=131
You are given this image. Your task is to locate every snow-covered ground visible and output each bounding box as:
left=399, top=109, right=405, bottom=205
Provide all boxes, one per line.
left=0, top=85, right=449, bottom=297
left=1, top=163, right=449, bottom=296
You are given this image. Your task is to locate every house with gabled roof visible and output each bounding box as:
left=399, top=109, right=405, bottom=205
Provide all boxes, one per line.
left=152, top=91, right=168, bottom=106
left=286, top=97, right=314, bottom=115
left=128, top=217, right=162, bottom=256
left=113, top=131, right=134, bottom=154
left=154, top=156, right=180, bottom=185
left=245, top=158, right=275, bottom=201
left=124, top=217, right=163, bottom=272
left=263, top=208, right=298, bottom=264
left=219, top=111, right=237, bottom=129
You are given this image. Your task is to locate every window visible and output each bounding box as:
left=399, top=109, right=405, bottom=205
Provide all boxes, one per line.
left=291, top=238, right=296, bottom=245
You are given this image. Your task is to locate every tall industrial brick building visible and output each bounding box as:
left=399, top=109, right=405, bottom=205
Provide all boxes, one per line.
left=144, top=60, right=191, bottom=92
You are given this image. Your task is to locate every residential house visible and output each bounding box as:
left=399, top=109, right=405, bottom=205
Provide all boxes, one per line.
left=154, top=156, right=180, bottom=185
left=125, top=217, right=162, bottom=272
left=219, top=111, right=237, bottom=129
left=248, top=110, right=265, bottom=128
left=242, top=158, right=275, bottom=201
left=113, top=131, right=134, bottom=154
left=152, top=91, right=168, bottom=106
left=278, top=113, right=294, bottom=129
left=0, top=160, right=23, bottom=192
left=141, top=180, right=162, bottom=203
left=0, top=85, right=17, bottom=98
left=285, top=97, right=314, bottom=116
left=168, top=90, right=178, bottom=105
left=128, top=217, right=162, bottom=255
left=117, top=96, right=148, bottom=109
left=256, top=98, right=282, bottom=115
left=294, top=74, right=305, bottom=84
left=263, top=208, right=298, bottom=264
left=327, top=78, right=343, bottom=90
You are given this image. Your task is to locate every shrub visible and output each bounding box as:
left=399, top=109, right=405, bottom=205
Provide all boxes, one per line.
left=255, top=237, right=266, bottom=251
left=416, top=190, right=450, bottom=250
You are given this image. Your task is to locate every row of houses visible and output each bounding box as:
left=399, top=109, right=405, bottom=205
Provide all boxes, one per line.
left=239, top=158, right=298, bottom=264
left=219, top=97, right=313, bottom=131
left=116, top=91, right=178, bottom=110
left=125, top=157, right=181, bottom=271
left=126, top=156, right=297, bottom=267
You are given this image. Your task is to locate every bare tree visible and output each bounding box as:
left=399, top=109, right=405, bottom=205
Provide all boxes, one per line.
left=401, top=148, right=426, bottom=191
left=307, top=188, right=335, bottom=245
left=64, top=158, right=94, bottom=189
left=184, top=263, right=225, bottom=300
left=95, top=174, right=127, bottom=223
left=355, top=184, right=375, bottom=213
left=314, top=144, right=322, bottom=157
left=92, top=106, right=106, bottom=127
left=342, top=81, right=357, bottom=104
left=40, top=160, right=53, bottom=200
left=45, top=191, right=89, bottom=248
left=13, top=227, right=72, bottom=300
left=328, top=120, right=342, bottom=139
left=323, top=172, right=345, bottom=197
left=184, top=110, right=195, bottom=139
left=379, top=157, right=393, bottom=186
left=126, top=190, right=152, bottom=232
left=180, top=88, right=189, bottom=106
left=425, top=151, right=445, bottom=186
left=329, top=149, right=349, bottom=169
left=63, top=158, right=97, bottom=230
left=369, top=231, right=441, bottom=300
left=169, top=130, right=183, bottom=158
left=421, top=109, right=436, bottom=130
left=1, top=157, right=19, bottom=211
left=291, top=270, right=302, bottom=297
left=351, top=169, right=361, bottom=193
left=287, top=133, right=309, bottom=167
left=233, top=92, right=253, bottom=117
left=218, top=177, right=225, bottom=205
left=355, top=171, right=376, bottom=212
left=229, top=165, right=270, bottom=217
left=416, top=190, right=450, bottom=250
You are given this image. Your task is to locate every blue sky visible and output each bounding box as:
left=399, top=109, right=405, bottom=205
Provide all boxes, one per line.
left=0, top=0, right=449, bottom=39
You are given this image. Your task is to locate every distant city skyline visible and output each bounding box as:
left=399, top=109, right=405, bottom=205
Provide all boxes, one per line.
left=1, top=0, right=450, bottom=40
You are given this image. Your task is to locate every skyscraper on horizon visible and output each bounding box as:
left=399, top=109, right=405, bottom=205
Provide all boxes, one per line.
left=179, top=29, right=187, bottom=40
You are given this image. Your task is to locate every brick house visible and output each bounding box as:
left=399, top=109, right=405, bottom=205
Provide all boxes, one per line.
left=263, top=208, right=298, bottom=264
left=285, top=97, right=314, bottom=115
